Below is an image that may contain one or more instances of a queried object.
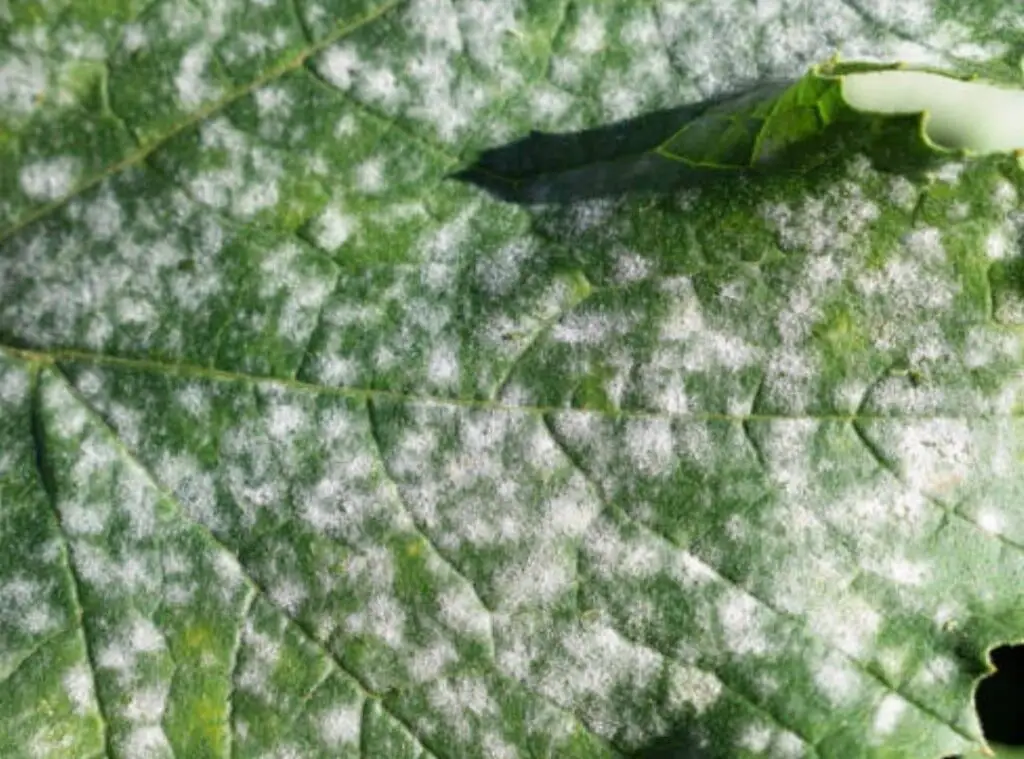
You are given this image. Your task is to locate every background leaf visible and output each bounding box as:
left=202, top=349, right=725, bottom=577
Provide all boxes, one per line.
left=3, top=1, right=1024, bottom=757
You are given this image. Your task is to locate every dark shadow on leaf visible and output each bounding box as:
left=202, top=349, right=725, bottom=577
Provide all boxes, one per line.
left=625, top=714, right=714, bottom=759
left=450, top=80, right=793, bottom=205
left=618, top=704, right=716, bottom=757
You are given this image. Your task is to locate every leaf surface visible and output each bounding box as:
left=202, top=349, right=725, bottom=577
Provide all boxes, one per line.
left=3, top=1, right=1024, bottom=758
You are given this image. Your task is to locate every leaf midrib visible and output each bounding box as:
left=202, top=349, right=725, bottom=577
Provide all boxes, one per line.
left=4, top=342, right=1018, bottom=423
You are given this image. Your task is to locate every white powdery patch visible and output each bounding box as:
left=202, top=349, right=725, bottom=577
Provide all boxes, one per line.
left=985, top=228, right=1014, bottom=260
left=236, top=617, right=283, bottom=702
left=156, top=452, right=222, bottom=533
left=476, top=279, right=590, bottom=395
left=976, top=508, right=1005, bottom=536
left=267, top=576, right=309, bottom=615
left=879, top=556, right=930, bottom=587
left=812, top=652, right=865, bottom=708
left=345, top=595, right=406, bottom=649
left=122, top=23, right=149, bottom=52
left=0, top=575, right=63, bottom=637
left=116, top=471, right=161, bottom=540
left=804, top=593, right=881, bottom=660
left=188, top=118, right=283, bottom=218
left=82, top=190, right=125, bottom=241
left=382, top=426, right=439, bottom=482
left=123, top=684, right=169, bottom=722
left=963, top=328, right=1022, bottom=373
left=354, top=157, right=386, bottom=193
left=359, top=66, right=407, bottom=113
left=542, top=482, right=601, bottom=539
left=0, top=52, right=47, bottom=115
left=871, top=693, right=908, bottom=739
left=297, top=455, right=395, bottom=547
left=317, top=703, right=362, bottom=748
left=715, top=590, right=776, bottom=657
left=425, top=677, right=498, bottom=741
left=664, top=662, right=723, bottom=715
left=220, top=417, right=288, bottom=527
left=894, top=419, right=973, bottom=496
left=851, top=0, right=970, bottom=49
left=913, top=655, right=957, bottom=688
left=426, top=340, right=460, bottom=390
left=596, top=77, right=640, bottom=124
left=128, top=618, right=166, bottom=654
left=528, top=86, right=576, bottom=128
left=438, top=585, right=492, bottom=640
left=0, top=363, right=29, bottom=406
left=71, top=539, right=161, bottom=601
left=538, top=617, right=662, bottom=735
left=876, top=646, right=909, bottom=683
left=613, top=251, right=653, bottom=284
left=762, top=179, right=879, bottom=256
left=345, top=545, right=396, bottom=590
left=310, top=203, right=356, bottom=252
left=597, top=11, right=676, bottom=121
left=492, top=543, right=575, bottom=609
left=234, top=182, right=278, bottom=217
left=481, top=733, right=518, bottom=759
left=387, top=408, right=594, bottom=562
left=407, top=0, right=462, bottom=50
left=887, top=175, right=919, bottom=211
left=737, top=724, right=773, bottom=753
left=624, top=417, right=676, bottom=477
left=865, top=377, right=951, bottom=417
left=96, top=618, right=168, bottom=675
left=656, top=277, right=760, bottom=374
left=417, top=205, right=475, bottom=289
left=455, top=0, right=521, bottom=70
left=475, top=238, right=537, bottom=296
left=408, top=636, right=459, bottom=683
left=173, top=384, right=210, bottom=418
left=61, top=482, right=111, bottom=536
left=19, top=157, right=80, bottom=201
left=772, top=731, right=806, bottom=759
left=583, top=518, right=665, bottom=580
left=328, top=0, right=497, bottom=139
left=257, top=242, right=336, bottom=347
left=757, top=419, right=817, bottom=496
left=856, top=229, right=959, bottom=333
left=175, top=44, right=220, bottom=108
left=736, top=722, right=804, bottom=758
left=254, top=85, right=292, bottom=117
left=571, top=7, right=607, bottom=54
left=655, top=0, right=766, bottom=94
left=62, top=664, right=96, bottom=715
left=119, top=725, right=173, bottom=759
left=549, top=55, right=583, bottom=89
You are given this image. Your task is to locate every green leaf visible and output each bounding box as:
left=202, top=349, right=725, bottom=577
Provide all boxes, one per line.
left=3, top=2, right=1024, bottom=758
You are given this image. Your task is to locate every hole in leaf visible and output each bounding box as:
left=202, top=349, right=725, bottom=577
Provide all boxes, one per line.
left=976, top=644, right=1024, bottom=746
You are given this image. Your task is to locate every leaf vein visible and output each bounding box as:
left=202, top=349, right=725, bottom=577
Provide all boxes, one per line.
left=29, top=366, right=114, bottom=759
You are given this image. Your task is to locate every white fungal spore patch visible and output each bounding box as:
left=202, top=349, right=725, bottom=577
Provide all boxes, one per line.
left=317, top=704, right=362, bottom=748
left=19, top=157, right=80, bottom=201
left=0, top=53, right=47, bottom=115
left=175, top=44, right=220, bottom=108
left=872, top=694, right=908, bottom=738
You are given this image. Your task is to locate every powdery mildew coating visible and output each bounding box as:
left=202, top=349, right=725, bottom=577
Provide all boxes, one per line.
left=3, top=0, right=1024, bottom=757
